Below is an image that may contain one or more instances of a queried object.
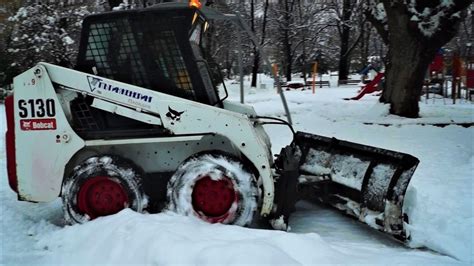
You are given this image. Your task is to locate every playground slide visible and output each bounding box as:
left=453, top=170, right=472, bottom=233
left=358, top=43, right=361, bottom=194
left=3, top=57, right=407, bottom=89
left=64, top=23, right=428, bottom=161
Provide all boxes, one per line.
left=344, top=72, right=384, bottom=100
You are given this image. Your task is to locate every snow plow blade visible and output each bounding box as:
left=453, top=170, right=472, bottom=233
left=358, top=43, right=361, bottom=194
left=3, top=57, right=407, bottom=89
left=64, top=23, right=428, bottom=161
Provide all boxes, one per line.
left=275, top=132, right=419, bottom=241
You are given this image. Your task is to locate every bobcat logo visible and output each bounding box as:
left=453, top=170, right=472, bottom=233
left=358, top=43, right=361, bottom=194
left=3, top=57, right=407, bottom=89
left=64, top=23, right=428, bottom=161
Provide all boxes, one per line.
left=22, top=121, right=31, bottom=129
left=166, top=106, right=185, bottom=121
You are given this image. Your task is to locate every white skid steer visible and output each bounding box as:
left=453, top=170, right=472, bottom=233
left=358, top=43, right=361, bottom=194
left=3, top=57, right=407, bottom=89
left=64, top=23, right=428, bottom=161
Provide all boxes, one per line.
left=5, top=3, right=419, bottom=242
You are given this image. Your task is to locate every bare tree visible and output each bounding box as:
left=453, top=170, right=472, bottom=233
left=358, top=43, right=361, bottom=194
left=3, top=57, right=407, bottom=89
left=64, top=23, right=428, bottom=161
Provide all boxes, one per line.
left=250, top=0, right=269, bottom=88
left=280, top=0, right=295, bottom=81
left=324, top=0, right=365, bottom=83
left=267, top=0, right=330, bottom=82
left=366, top=0, right=472, bottom=118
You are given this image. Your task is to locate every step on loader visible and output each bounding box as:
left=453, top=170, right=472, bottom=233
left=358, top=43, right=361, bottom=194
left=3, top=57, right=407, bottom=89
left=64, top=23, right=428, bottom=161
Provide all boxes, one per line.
left=5, top=2, right=419, bottom=242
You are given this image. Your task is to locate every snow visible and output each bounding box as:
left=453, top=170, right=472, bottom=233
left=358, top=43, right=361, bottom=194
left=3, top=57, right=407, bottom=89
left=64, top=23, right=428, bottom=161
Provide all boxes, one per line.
left=300, top=149, right=332, bottom=176
left=1, top=75, right=473, bottom=264
left=269, top=215, right=288, bottom=231
left=441, top=0, right=455, bottom=8
left=62, top=36, right=75, bottom=45
left=371, top=1, right=462, bottom=37
left=374, top=3, right=387, bottom=22
left=406, top=0, right=456, bottom=37
left=300, top=148, right=370, bottom=190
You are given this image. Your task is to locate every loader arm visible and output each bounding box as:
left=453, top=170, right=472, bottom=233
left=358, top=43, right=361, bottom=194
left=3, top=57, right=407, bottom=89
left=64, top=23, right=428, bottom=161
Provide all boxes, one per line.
left=13, top=63, right=275, bottom=215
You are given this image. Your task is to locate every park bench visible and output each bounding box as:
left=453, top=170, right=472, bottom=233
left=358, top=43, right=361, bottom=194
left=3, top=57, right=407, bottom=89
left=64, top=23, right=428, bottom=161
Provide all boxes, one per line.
left=305, top=80, right=330, bottom=87
left=338, top=79, right=361, bottom=86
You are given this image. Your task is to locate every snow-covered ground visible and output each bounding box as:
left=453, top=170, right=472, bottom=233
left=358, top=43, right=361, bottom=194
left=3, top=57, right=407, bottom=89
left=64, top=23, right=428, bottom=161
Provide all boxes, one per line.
left=1, top=75, right=473, bottom=265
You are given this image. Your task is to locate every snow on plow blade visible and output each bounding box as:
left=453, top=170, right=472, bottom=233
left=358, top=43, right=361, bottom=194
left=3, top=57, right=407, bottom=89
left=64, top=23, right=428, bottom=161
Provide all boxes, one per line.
left=290, top=132, right=419, bottom=241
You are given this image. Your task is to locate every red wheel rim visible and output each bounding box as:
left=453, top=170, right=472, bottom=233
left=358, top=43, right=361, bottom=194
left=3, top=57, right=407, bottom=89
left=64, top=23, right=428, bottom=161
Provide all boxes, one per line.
left=77, top=176, right=129, bottom=219
left=192, top=175, right=238, bottom=223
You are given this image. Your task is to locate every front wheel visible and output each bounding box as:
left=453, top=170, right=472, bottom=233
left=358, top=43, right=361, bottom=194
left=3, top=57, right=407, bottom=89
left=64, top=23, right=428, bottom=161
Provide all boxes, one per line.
left=61, top=156, right=146, bottom=224
left=167, top=153, right=258, bottom=226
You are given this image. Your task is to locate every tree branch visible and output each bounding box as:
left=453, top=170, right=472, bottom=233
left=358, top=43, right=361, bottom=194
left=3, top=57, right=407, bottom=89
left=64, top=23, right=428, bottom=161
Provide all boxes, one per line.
left=365, top=3, right=389, bottom=44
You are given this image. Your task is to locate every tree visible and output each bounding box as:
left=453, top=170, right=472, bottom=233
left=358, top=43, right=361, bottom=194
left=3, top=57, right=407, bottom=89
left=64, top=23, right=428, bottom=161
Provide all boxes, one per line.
left=328, top=0, right=365, bottom=83
left=250, top=0, right=269, bottom=88
left=268, top=0, right=330, bottom=82
left=203, top=1, right=254, bottom=80
left=366, top=0, right=472, bottom=118
left=0, top=0, right=24, bottom=86
left=5, top=1, right=103, bottom=82
left=269, top=0, right=296, bottom=82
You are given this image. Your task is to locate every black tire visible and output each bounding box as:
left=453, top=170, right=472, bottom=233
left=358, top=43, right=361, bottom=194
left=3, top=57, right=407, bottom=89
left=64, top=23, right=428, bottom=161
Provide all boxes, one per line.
left=61, top=155, right=146, bottom=224
left=167, top=153, right=258, bottom=226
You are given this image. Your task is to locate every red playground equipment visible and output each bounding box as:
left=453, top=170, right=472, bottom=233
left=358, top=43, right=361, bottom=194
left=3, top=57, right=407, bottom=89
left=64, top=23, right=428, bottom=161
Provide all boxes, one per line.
left=344, top=72, right=384, bottom=100
left=430, top=53, right=444, bottom=74
left=467, top=59, right=474, bottom=89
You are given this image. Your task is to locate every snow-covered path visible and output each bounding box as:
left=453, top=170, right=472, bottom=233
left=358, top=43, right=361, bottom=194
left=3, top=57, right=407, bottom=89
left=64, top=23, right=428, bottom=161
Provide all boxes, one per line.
left=1, top=77, right=472, bottom=265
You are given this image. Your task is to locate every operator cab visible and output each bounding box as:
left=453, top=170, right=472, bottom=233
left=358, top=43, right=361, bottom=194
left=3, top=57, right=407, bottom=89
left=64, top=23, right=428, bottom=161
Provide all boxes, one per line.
left=75, top=3, right=222, bottom=106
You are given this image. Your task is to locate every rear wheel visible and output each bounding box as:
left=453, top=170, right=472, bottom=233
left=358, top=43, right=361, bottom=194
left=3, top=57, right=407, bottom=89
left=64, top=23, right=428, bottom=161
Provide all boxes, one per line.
left=167, top=153, right=258, bottom=226
left=62, top=156, right=146, bottom=224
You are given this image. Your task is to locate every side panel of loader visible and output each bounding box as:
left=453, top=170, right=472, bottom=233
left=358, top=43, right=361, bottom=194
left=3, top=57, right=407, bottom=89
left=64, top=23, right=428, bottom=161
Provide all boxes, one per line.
left=11, top=66, right=85, bottom=202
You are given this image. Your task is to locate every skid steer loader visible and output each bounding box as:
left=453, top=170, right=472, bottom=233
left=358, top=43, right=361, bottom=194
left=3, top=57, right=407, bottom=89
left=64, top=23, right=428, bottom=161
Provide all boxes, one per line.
left=5, top=2, right=419, bottom=242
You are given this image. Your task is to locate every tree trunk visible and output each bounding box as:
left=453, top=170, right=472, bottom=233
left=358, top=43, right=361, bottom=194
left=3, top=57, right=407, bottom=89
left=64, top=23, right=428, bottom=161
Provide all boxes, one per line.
left=285, top=55, right=292, bottom=82
left=282, top=0, right=293, bottom=82
left=338, top=0, right=352, bottom=82
left=250, top=0, right=269, bottom=88
left=360, top=23, right=370, bottom=69
left=251, top=52, right=259, bottom=87
left=338, top=53, right=349, bottom=82
left=108, top=0, right=121, bottom=9
left=381, top=30, right=436, bottom=118
left=250, top=0, right=257, bottom=87
left=225, top=50, right=232, bottom=79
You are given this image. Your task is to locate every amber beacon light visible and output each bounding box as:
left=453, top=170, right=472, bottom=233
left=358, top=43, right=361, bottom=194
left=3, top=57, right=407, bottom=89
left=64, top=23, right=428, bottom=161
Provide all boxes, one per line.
left=189, top=0, right=202, bottom=9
